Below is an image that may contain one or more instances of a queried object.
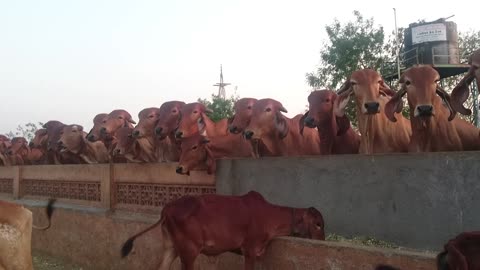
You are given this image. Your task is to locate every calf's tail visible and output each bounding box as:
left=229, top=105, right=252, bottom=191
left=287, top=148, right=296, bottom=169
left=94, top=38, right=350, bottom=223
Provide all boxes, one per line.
left=121, top=216, right=165, bottom=258
left=32, top=198, right=56, bottom=230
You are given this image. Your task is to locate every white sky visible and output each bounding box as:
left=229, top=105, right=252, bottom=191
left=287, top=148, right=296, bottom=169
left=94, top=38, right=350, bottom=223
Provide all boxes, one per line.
left=1, top=0, right=478, bottom=134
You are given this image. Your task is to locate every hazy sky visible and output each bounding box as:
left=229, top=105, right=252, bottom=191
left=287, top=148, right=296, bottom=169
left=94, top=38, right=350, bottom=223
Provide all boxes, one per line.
left=1, top=0, right=478, bottom=134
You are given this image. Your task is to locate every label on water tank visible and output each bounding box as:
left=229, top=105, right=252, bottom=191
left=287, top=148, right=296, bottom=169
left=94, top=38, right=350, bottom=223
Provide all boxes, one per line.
left=411, top=23, right=447, bottom=45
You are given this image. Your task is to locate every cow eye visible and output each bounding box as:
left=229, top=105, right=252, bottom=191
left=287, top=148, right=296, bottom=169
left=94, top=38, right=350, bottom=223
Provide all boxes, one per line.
left=192, top=145, right=198, bottom=150
left=72, top=130, right=77, bottom=133
left=325, top=99, right=330, bottom=103
left=316, top=223, right=322, bottom=228
left=149, top=115, right=154, bottom=118
left=193, top=110, right=198, bottom=114
left=102, top=120, right=107, bottom=123
left=265, top=108, right=272, bottom=112
left=172, top=109, right=177, bottom=114
left=405, top=80, right=411, bottom=86
left=247, top=106, right=252, bottom=110
left=118, top=116, right=123, bottom=119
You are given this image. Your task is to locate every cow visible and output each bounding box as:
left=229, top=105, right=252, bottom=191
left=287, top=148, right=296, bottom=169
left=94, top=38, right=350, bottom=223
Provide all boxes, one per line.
left=0, top=198, right=55, bottom=270
left=99, top=109, right=136, bottom=143
left=300, top=89, right=360, bottom=155
left=26, top=148, right=46, bottom=165
left=333, top=69, right=412, bottom=154
left=228, top=98, right=258, bottom=134
left=243, top=98, right=321, bottom=157
left=0, top=135, right=11, bottom=166
left=121, top=191, right=325, bottom=270
left=385, top=65, right=480, bottom=152
left=112, top=127, right=143, bottom=163
left=58, top=124, right=109, bottom=163
left=3, top=137, right=30, bottom=165
left=175, top=102, right=229, bottom=139
left=86, top=113, right=108, bottom=143
left=175, top=132, right=253, bottom=175
left=436, top=231, right=480, bottom=270
left=132, top=107, right=161, bottom=162
left=42, top=121, right=82, bottom=164
left=154, top=101, right=185, bottom=162
left=450, top=49, right=480, bottom=116
left=28, top=129, right=49, bottom=165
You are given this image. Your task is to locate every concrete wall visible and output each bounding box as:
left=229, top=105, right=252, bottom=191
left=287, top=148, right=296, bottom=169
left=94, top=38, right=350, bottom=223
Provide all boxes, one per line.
left=216, top=151, right=480, bottom=250
left=21, top=199, right=434, bottom=270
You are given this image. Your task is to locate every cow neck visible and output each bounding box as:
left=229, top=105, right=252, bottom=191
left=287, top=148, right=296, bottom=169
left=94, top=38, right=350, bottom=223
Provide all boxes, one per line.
left=136, top=136, right=157, bottom=162
left=316, top=115, right=336, bottom=155
left=265, top=204, right=301, bottom=238
left=409, top=98, right=455, bottom=152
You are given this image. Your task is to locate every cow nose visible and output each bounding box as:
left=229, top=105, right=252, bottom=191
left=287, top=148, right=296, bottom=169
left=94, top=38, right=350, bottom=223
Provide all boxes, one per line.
left=114, top=149, right=121, bottom=155
left=132, top=130, right=140, bottom=137
left=155, top=127, right=163, bottom=135
left=175, top=166, right=184, bottom=174
left=417, top=105, right=433, bottom=116
left=100, top=127, right=107, bottom=134
left=304, top=116, right=315, bottom=127
left=29, top=142, right=34, bottom=147
left=229, top=125, right=238, bottom=133
left=57, top=140, right=63, bottom=146
left=244, top=130, right=254, bottom=140
left=175, top=130, right=183, bottom=139
left=364, top=102, right=380, bottom=114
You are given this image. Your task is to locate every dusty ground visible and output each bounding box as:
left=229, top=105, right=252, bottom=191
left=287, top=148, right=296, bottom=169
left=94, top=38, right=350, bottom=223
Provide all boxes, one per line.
left=32, top=251, right=85, bottom=270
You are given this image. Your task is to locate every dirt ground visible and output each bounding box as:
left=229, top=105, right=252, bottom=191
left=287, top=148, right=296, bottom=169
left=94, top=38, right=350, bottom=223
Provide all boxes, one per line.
left=32, top=251, right=85, bottom=270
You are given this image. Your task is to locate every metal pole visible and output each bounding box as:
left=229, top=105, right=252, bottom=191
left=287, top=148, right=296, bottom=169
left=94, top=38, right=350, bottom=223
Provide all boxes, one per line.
left=473, top=80, right=479, bottom=127
left=393, top=8, right=401, bottom=79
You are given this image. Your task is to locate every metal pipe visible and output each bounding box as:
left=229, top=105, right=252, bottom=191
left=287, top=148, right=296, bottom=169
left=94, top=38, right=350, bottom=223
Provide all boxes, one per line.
left=393, top=8, right=401, bottom=79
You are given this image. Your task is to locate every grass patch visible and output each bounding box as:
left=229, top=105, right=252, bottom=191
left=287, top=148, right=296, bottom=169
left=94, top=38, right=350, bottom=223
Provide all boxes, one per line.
left=32, top=251, right=85, bottom=270
left=326, top=233, right=399, bottom=249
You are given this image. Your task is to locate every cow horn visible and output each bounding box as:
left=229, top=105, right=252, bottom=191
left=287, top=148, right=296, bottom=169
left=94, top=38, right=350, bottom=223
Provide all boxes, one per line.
left=205, top=108, right=214, bottom=114
left=436, top=85, right=457, bottom=121
left=379, top=81, right=396, bottom=97
left=279, top=105, right=288, bottom=113
left=336, top=79, right=351, bottom=95
left=127, top=118, right=136, bottom=125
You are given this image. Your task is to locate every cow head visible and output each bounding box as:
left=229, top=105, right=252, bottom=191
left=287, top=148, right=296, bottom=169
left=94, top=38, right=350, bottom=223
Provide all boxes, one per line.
left=176, top=133, right=214, bottom=175
left=30, top=128, right=48, bottom=149
left=43, top=120, right=66, bottom=152
left=229, top=98, right=258, bottom=134
left=0, top=135, right=12, bottom=154
left=334, top=69, right=395, bottom=117
left=244, top=98, right=288, bottom=140
left=58, top=125, right=85, bottom=154
left=175, top=102, right=213, bottom=139
left=154, top=101, right=185, bottom=140
left=450, top=49, right=480, bottom=116
left=385, top=65, right=456, bottom=122
left=303, top=90, right=336, bottom=128
left=133, top=107, right=161, bottom=138
left=86, top=113, right=108, bottom=142
left=293, top=207, right=325, bottom=240
left=100, top=110, right=136, bottom=141
left=112, top=127, right=136, bottom=156
left=5, top=137, right=29, bottom=158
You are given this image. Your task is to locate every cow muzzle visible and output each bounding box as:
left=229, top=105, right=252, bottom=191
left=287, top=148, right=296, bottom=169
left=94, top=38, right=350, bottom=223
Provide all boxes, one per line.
left=415, top=105, right=434, bottom=117
left=175, top=130, right=183, bottom=139
left=175, top=165, right=189, bottom=175
left=363, top=102, right=380, bottom=114
left=132, top=130, right=141, bottom=137
left=243, top=130, right=254, bottom=140
left=229, top=125, right=240, bottom=134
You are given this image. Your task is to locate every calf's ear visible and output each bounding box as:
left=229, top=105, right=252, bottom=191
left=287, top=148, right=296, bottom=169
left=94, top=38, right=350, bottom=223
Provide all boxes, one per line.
left=275, top=112, right=289, bottom=139
left=299, top=111, right=308, bottom=136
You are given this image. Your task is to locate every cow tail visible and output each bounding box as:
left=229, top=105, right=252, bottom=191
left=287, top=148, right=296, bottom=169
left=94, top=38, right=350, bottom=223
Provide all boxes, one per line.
left=32, top=198, right=56, bottom=230
left=121, top=215, right=165, bottom=258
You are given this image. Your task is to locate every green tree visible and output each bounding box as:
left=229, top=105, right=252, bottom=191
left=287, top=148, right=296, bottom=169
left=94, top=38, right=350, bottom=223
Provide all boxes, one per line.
left=198, top=93, right=239, bottom=122
left=6, top=122, right=44, bottom=141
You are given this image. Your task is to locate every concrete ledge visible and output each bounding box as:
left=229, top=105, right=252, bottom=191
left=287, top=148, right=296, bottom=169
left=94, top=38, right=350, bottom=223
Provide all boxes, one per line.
left=26, top=204, right=435, bottom=270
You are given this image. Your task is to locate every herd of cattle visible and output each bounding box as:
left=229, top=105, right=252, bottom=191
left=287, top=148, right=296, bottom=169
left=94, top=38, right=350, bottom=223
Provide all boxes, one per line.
left=1, top=50, right=480, bottom=175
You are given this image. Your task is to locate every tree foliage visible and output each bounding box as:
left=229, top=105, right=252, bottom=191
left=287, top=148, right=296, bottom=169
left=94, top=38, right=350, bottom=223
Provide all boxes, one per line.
left=198, top=93, right=239, bottom=122
left=6, top=122, right=43, bottom=141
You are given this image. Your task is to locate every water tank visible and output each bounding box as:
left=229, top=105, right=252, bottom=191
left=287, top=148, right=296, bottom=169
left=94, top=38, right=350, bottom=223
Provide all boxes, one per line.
left=403, top=19, right=460, bottom=67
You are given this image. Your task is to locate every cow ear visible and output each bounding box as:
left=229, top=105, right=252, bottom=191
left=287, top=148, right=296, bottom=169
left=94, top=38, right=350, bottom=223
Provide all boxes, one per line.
left=299, top=111, right=308, bottom=136
left=379, top=81, right=396, bottom=97
left=335, top=115, right=352, bottom=136
left=436, top=250, right=449, bottom=270
left=333, top=91, right=352, bottom=117
left=450, top=69, right=474, bottom=116
left=275, top=112, right=289, bottom=139
left=436, top=86, right=457, bottom=121
left=227, top=116, right=235, bottom=125
left=385, top=86, right=407, bottom=122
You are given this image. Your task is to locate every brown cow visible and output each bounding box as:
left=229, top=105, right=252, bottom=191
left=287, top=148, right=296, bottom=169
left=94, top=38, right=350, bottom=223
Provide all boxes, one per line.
left=0, top=135, right=11, bottom=166
left=244, top=98, right=321, bottom=157
left=334, top=69, right=412, bottom=154
left=99, top=109, right=136, bottom=142
left=154, top=101, right=185, bottom=162
left=176, top=132, right=253, bottom=175
left=450, top=49, right=480, bottom=116
left=228, top=98, right=258, bottom=134
left=0, top=198, right=55, bottom=270
left=385, top=65, right=480, bottom=152
left=58, top=124, right=109, bottom=163
left=4, top=137, right=30, bottom=165
left=300, top=89, right=360, bottom=155
left=43, top=121, right=82, bottom=164
left=28, top=129, right=48, bottom=164
left=112, top=127, right=142, bottom=163
left=436, top=231, right=480, bottom=270
left=121, top=191, right=325, bottom=270
left=132, top=107, right=161, bottom=162
left=86, top=113, right=108, bottom=142
left=175, top=102, right=229, bottom=139
left=26, top=148, right=46, bottom=165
